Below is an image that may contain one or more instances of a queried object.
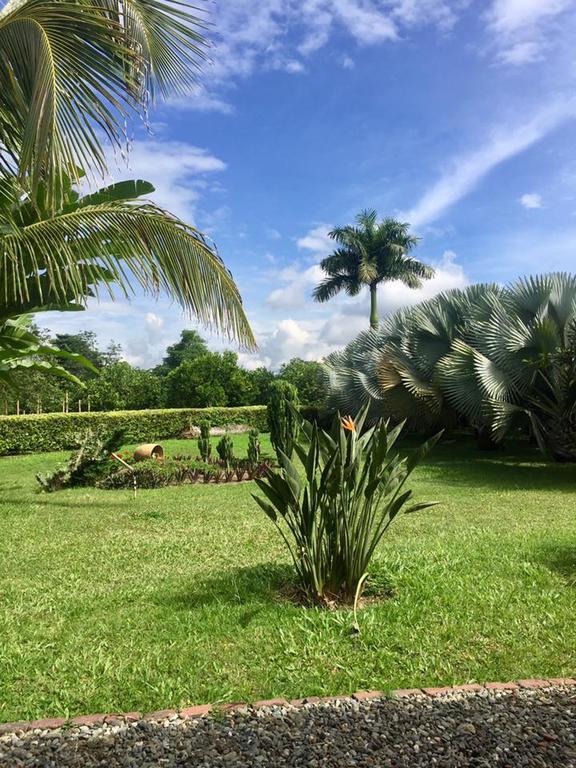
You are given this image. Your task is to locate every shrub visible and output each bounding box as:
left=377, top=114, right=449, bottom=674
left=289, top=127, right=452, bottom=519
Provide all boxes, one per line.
left=253, top=407, right=441, bottom=604
left=247, top=428, right=261, bottom=465
left=216, top=433, right=234, bottom=468
left=197, top=419, right=212, bottom=461
left=0, top=406, right=269, bottom=455
left=268, top=380, right=300, bottom=460
left=36, top=429, right=125, bottom=492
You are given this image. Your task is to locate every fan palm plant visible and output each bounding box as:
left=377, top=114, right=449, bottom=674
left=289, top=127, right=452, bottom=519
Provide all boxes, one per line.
left=325, top=273, right=576, bottom=461
left=313, top=209, right=434, bottom=328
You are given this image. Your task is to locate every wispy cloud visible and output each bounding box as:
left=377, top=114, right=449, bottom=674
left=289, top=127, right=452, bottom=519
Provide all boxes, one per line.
left=486, top=0, right=574, bottom=66
left=108, top=140, right=226, bottom=223
left=297, top=224, right=333, bottom=257
left=519, top=192, right=542, bottom=209
left=202, top=0, right=466, bottom=94
left=405, top=100, right=576, bottom=227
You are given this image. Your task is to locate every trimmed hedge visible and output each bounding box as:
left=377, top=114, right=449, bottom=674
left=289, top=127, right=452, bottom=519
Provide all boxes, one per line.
left=0, top=407, right=269, bottom=455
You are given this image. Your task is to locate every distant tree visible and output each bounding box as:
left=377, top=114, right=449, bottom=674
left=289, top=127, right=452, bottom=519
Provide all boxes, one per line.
left=163, top=351, right=257, bottom=408
left=53, top=332, right=103, bottom=379
left=86, top=363, right=162, bottom=411
left=279, top=358, right=327, bottom=408
left=158, top=330, right=209, bottom=374
left=247, top=367, right=277, bottom=404
left=101, top=342, right=123, bottom=367
left=313, top=210, right=434, bottom=329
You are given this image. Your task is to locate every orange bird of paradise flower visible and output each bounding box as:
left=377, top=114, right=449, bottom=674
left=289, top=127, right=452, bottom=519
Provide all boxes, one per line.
left=341, top=415, right=356, bottom=432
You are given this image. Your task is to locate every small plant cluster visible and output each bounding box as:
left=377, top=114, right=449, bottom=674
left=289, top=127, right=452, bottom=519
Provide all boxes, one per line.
left=254, top=406, right=440, bottom=605
left=36, top=429, right=125, bottom=492
left=98, top=455, right=271, bottom=489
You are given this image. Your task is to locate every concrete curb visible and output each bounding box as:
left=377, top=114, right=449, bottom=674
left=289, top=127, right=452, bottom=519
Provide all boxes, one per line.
left=1, top=678, right=575, bottom=735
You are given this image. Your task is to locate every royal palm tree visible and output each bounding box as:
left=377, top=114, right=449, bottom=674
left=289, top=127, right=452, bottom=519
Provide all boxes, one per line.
left=313, top=209, right=434, bottom=328
left=0, top=0, right=255, bottom=384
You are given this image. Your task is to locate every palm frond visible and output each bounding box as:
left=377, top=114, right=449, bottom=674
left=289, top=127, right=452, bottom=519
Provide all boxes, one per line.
left=0, top=0, right=208, bottom=201
left=0, top=199, right=256, bottom=348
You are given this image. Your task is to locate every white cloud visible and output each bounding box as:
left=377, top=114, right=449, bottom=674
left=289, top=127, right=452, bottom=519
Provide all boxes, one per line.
left=251, top=250, right=469, bottom=367
left=486, top=0, right=573, bottom=67
left=169, top=89, right=234, bottom=114
left=404, top=100, right=576, bottom=227
left=519, top=192, right=542, bottom=209
left=487, top=0, right=571, bottom=35
left=497, top=41, right=543, bottom=66
left=283, top=59, right=306, bottom=74
left=297, top=224, right=334, bottom=257
left=108, top=140, right=226, bottom=223
left=200, top=0, right=467, bottom=98
left=341, top=55, right=355, bottom=69
left=145, top=312, right=164, bottom=331
left=267, top=264, right=323, bottom=308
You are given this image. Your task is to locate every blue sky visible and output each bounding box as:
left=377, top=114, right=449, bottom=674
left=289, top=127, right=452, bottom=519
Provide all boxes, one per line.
left=42, top=0, right=576, bottom=368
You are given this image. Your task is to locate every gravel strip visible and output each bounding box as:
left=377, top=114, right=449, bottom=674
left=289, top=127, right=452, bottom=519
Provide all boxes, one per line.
left=1, top=686, right=574, bottom=767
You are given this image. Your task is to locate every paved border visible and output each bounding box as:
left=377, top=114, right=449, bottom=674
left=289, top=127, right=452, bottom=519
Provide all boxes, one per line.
left=1, top=678, right=574, bottom=735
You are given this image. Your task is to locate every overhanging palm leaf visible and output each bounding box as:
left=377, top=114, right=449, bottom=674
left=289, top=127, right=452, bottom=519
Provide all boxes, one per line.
left=0, top=315, right=95, bottom=388
left=0, top=175, right=255, bottom=347
left=0, top=0, right=208, bottom=200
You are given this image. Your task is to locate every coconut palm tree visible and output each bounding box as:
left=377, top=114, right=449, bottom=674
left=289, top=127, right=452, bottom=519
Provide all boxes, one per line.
left=0, top=171, right=255, bottom=384
left=0, top=0, right=255, bottom=384
left=313, top=209, right=434, bottom=329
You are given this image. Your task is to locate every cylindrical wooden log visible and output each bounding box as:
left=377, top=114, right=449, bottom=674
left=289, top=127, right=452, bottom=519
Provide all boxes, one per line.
left=133, top=443, right=164, bottom=461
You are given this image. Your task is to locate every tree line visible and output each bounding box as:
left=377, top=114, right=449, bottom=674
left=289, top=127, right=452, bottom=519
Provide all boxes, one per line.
left=1, top=329, right=327, bottom=415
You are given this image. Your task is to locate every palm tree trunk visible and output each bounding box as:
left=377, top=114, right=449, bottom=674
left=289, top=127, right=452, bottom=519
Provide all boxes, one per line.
left=369, top=283, right=378, bottom=329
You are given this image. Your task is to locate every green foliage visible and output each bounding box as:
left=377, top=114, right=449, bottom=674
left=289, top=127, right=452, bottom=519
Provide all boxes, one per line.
left=247, top=429, right=261, bottom=465
left=197, top=420, right=212, bottom=461
left=157, top=330, right=209, bottom=374
left=98, top=455, right=272, bottom=489
left=164, top=351, right=257, bottom=408
left=268, top=380, right=300, bottom=460
left=86, top=363, right=162, bottom=412
left=313, top=210, right=433, bottom=329
left=254, top=408, right=440, bottom=603
left=36, top=429, right=124, bottom=492
left=279, top=358, right=328, bottom=408
left=326, top=272, right=576, bottom=461
left=0, top=407, right=269, bottom=455
left=53, top=332, right=103, bottom=380
left=0, top=316, right=95, bottom=391
left=216, top=434, right=235, bottom=468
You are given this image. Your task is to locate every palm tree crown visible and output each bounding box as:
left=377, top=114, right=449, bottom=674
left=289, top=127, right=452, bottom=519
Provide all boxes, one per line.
left=313, top=209, right=434, bottom=328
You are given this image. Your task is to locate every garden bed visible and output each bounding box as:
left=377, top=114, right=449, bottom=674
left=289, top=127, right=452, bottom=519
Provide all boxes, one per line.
left=97, top=455, right=273, bottom=489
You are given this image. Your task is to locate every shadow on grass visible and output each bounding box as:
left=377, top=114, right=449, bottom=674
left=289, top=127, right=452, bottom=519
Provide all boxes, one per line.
left=0, top=494, right=129, bottom=512
left=534, top=543, right=576, bottom=586
left=162, top=563, right=296, bottom=611
left=415, top=439, right=576, bottom=492
left=161, top=559, right=397, bottom=615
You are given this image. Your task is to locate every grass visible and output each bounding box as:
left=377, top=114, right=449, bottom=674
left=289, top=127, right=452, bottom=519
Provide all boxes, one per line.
left=0, top=432, right=575, bottom=722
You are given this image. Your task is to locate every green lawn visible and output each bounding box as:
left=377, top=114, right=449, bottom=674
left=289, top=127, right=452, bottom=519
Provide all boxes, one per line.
left=0, top=433, right=575, bottom=722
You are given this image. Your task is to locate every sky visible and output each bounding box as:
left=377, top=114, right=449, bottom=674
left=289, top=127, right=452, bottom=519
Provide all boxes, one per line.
left=41, top=0, right=576, bottom=369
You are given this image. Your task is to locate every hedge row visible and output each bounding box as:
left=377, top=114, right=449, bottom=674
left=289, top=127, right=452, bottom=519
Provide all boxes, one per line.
left=0, top=407, right=270, bottom=455
left=0, top=406, right=323, bottom=455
